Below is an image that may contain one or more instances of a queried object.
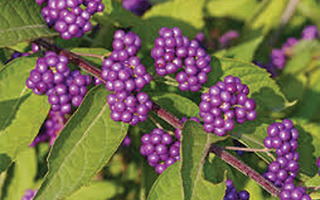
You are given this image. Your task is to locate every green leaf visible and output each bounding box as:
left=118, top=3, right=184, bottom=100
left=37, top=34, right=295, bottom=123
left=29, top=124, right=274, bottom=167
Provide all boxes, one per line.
left=305, top=175, right=320, bottom=187
left=298, top=0, right=320, bottom=29
left=34, top=85, right=129, bottom=200
left=233, top=119, right=274, bottom=163
left=222, top=34, right=264, bottom=61
left=206, top=0, right=259, bottom=21
left=0, top=57, right=50, bottom=159
left=246, top=0, right=289, bottom=33
left=70, top=48, right=111, bottom=67
left=1, top=147, right=37, bottom=200
left=64, top=181, right=117, bottom=200
left=143, top=0, right=205, bottom=30
left=0, top=0, right=56, bottom=48
left=147, top=162, right=226, bottom=200
left=181, top=121, right=227, bottom=200
left=276, top=74, right=306, bottom=102
left=152, top=93, right=200, bottom=119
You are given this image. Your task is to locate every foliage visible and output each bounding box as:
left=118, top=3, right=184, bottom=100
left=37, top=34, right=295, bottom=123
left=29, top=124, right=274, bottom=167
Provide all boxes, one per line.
left=0, top=0, right=320, bottom=200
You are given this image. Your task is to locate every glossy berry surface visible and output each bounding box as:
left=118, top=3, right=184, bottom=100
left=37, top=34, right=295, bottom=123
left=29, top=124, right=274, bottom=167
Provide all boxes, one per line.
left=199, top=75, right=256, bottom=136
left=140, top=128, right=180, bottom=174
left=37, top=0, right=104, bottom=40
left=151, top=27, right=211, bottom=92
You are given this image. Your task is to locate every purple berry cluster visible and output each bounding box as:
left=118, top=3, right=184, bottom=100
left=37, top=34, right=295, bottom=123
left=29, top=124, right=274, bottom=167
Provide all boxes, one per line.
left=102, top=30, right=152, bottom=124
left=37, top=0, right=104, bottom=40
left=107, top=91, right=152, bottom=125
left=279, top=183, right=311, bottom=200
left=21, top=189, right=37, bottom=200
left=199, top=76, right=257, bottom=136
left=47, top=69, right=91, bottom=114
left=223, top=179, right=250, bottom=200
left=140, top=128, right=180, bottom=174
left=30, top=110, right=67, bottom=146
left=263, top=119, right=300, bottom=188
left=122, top=0, right=151, bottom=16
left=26, top=51, right=91, bottom=114
left=151, top=27, right=212, bottom=92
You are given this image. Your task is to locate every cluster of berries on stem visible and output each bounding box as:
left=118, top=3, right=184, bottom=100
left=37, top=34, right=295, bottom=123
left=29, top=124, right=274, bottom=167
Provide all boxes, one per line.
left=26, top=51, right=91, bottom=115
left=102, top=30, right=152, bottom=124
left=199, top=75, right=257, bottom=136
left=140, top=128, right=180, bottom=174
left=36, top=0, right=104, bottom=40
left=151, top=27, right=212, bottom=92
left=263, top=119, right=311, bottom=200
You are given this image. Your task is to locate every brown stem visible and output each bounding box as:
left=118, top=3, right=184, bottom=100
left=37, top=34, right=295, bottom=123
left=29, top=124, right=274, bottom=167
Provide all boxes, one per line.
left=33, top=38, right=280, bottom=197
left=210, top=145, right=280, bottom=197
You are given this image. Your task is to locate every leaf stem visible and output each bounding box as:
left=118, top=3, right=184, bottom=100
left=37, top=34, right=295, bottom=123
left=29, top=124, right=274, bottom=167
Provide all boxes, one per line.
left=224, top=146, right=272, bottom=153
left=72, top=52, right=109, bottom=60
left=33, top=39, right=280, bottom=197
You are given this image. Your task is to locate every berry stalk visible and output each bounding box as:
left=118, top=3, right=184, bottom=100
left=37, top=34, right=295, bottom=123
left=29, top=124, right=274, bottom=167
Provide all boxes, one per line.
left=33, top=38, right=280, bottom=197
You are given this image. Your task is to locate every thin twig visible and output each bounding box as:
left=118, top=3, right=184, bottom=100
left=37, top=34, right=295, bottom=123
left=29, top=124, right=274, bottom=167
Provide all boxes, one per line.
left=34, top=39, right=281, bottom=197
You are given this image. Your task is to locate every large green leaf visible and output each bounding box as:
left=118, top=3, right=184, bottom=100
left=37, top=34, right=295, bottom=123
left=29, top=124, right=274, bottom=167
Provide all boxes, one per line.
left=246, top=0, right=289, bottom=33
left=147, top=162, right=226, bottom=200
left=220, top=33, right=264, bottom=61
left=64, top=181, right=118, bottom=200
left=0, top=0, right=56, bottom=48
left=298, top=0, right=320, bottom=29
left=206, top=0, right=259, bottom=21
left=181, top=121, right=227, bottom=200
left=0, top=57, right=50, bottom=159
left=152, top=93, right=200, bottom=119
left=1, top=147, right=37, bottom=200
left=34, top=85, right=129, bottom=200
left=143, top=0, right=205, bottom=30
